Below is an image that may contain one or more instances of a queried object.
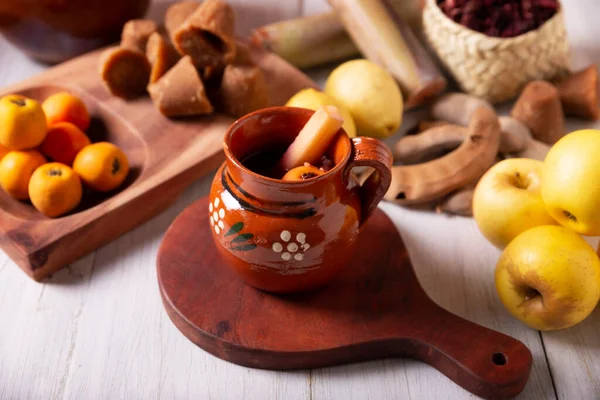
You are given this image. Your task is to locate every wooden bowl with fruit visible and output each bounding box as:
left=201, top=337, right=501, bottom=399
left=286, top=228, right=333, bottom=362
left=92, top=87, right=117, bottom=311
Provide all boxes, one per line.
left=0, top=90, right=135, bottom=219
left=0, top=0, right=316, bottom=281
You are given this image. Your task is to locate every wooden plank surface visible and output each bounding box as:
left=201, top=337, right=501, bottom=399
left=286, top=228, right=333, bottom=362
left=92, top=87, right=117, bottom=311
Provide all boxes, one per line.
left=0, top=0, right=599, bottom=399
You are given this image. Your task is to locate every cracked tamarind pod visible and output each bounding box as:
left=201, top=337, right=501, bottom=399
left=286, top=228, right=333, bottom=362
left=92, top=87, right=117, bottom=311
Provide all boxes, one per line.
left=148, top=56, right=214, bottom=117
left=173, top=0, right=236, bottom=68
left=146, top=32, right=181, bottom=85
left=99, top=46, right=151, bottom=100
left=436, top=186, right=476, bottom=217
left=385, top=107, right=500, bottom=205
left=121, top=19, right=159, bottom=52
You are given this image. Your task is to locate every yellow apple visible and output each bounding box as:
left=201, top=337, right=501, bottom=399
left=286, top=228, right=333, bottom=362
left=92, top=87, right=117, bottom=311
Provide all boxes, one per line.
left=473, top=158, right=557, bottom=249
left=324, top=60, right=403, bottom=139
left=285, top=88, right=357, bottom=138
left=495, top=225, right=600, bottom=330
left=542, top=129, right=600, bottom=236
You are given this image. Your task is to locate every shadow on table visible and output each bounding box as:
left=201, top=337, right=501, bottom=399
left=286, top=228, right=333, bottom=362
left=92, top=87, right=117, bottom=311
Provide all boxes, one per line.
left=46, top=173, right=215, bottom=285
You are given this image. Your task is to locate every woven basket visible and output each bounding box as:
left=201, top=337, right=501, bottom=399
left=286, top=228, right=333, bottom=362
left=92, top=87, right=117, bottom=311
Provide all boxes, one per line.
left=423, top=0, right=571, bottom=104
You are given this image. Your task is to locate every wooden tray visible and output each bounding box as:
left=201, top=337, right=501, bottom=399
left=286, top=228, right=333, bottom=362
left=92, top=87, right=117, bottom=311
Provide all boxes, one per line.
left=0, top=47, right=316, bottom=281
left=157, top=197, right=533, bottom=400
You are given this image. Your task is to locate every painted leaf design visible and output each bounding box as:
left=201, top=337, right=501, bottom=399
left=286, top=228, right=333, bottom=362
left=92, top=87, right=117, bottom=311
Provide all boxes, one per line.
left=225, top=222, right=244, bottom=236
left=232, top=233, right=253, bottom=243
left=230, top=244, right=257, bottom=251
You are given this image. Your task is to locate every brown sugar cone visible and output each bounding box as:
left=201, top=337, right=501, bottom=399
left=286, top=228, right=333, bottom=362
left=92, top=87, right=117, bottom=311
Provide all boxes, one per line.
left=173, top=0, right=236, bottom=68
left=219, top=63, right=269, bottom=118
left=146, top=32, right=181, bottom=84
left=99, top=46, right=151, bottom=99
left=555, top=65, right=600, bottom=120
left=203, top=42, right=254, bottom=80
left=148, top=56, right=214, bottom=117
left=232, top=42, right=254, bottom=66
left=202, top=64, right=225, bottom=81
left=121, top=19, right=159, bottom=52
left=511, top=81, right=565, bottom=145
left=165, top=1, right=201, bottom=42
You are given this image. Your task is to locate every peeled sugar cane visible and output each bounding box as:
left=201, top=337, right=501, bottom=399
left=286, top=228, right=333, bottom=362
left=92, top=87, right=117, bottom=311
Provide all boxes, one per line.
left=328, top=0, right=446, bottom=108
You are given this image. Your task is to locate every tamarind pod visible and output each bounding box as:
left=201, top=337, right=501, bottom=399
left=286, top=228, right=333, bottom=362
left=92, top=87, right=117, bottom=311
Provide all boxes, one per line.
left=386, top=107, right=500, bottom=205
left=497, top=117, right=550, bottom=161
left=418, top=120, right=448, bottom=132
left=498, top=117, right=530, bottom=154
left=394, top=124, right=467, bottom=164
left=436, top=187, right=475, bottom=216
left=516, top=139, right=551, bottom=161
left=430, top=93, right=493, bottom=126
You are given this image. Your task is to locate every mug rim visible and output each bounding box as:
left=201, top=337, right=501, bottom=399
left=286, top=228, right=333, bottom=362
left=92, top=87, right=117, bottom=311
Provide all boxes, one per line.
left=223, top=106, right=352, bottom=187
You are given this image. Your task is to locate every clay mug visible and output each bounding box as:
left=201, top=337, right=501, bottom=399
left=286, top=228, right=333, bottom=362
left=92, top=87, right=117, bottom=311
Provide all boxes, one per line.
left=0, top=0, right=150, bottom=64
left=209, top=107, right=392, bottom=293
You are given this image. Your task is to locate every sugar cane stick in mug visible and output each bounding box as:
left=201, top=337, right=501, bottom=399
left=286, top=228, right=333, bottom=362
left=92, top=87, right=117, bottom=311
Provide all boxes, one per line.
left=279, top=106, right=344, bottom=171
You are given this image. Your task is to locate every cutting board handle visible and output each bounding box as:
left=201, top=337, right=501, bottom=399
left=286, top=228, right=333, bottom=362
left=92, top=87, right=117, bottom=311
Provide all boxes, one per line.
left=404, top=300, right=533, bottom=400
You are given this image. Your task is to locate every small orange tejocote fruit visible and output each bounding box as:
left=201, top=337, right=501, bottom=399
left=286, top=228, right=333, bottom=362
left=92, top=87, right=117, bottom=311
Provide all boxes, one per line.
left=41, top=122, right=91, bottom=165
left=42, top=92, right=90, bottom=131
left=0, top=144, right=10, bottom=162
left=73, top=142, right=129, bottom=192
left=29, top=163, right=83, bottom=217
left=0, top=94, right=47, bottom=150
left=281, top=164, right=324, bottom=181
left=0, top=150, right=46, bottom=199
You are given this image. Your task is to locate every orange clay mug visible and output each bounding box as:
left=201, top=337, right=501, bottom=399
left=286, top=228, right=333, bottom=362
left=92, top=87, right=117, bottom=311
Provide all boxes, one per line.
left=209, top=107, right=392, bottom=293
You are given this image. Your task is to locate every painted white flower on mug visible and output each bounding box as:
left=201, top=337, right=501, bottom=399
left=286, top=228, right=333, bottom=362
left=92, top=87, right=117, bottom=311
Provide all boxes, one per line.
left=209, top=195, right=226, bottom=235
left=272, top=230, right=310, bottom=261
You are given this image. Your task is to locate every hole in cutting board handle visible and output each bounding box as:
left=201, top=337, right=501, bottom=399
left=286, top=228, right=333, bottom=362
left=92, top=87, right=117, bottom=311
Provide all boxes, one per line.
left=492, top=352, right=508, bottom=366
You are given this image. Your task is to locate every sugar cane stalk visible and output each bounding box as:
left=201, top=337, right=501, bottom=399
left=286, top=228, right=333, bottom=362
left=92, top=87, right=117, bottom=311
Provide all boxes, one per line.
left=250, top=12, right=359, bottom=69
left=328, top=0, right=446, bottom=109
left=250, top=1, right=425, bottom=70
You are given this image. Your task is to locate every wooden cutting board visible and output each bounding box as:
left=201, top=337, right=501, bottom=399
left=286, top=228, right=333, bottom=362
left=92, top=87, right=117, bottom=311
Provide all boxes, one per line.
left=0, top=46, right=317, bottom=281
left=157, top=197, right=533, bottom=400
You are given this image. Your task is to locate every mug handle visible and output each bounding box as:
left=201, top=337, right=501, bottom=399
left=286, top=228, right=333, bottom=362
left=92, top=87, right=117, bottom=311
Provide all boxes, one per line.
left=343, top=137, right=393, bottom=226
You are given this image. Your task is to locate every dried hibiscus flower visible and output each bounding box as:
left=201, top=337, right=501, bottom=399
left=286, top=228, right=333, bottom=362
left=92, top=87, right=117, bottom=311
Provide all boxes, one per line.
left=437, top=0, right=559, bottom=38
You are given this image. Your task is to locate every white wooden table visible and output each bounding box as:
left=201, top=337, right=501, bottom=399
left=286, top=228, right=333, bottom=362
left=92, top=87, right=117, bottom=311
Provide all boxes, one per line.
left=1, top=1, right=599, bottom=399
